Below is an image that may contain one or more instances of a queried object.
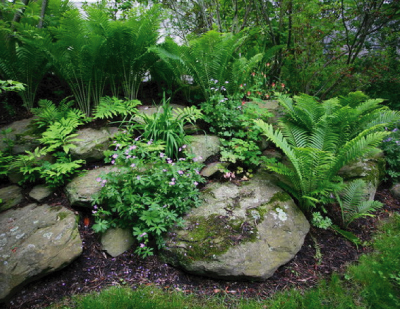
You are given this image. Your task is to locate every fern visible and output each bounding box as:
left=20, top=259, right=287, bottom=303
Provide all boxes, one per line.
left=255, top=92, right=400, bottom=214
left=93, top=96, right=141, bottom=119
left=151, top=30, right=264, bottom=99
left=39, top=118, right=82, bottom=153
left=337, top=179, right=383, bottom=227
left=31, top=97, right=89, bottom=131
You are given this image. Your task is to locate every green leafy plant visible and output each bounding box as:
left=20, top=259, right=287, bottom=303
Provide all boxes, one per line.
left=92, top=138, right=204, bottom=258
left=40, top=152, right=85, bottom=188
left=336, top=179, right=383, bottom=227
left=0, top=79, right=25, bottom=93
left=134, top=95, right=202, bottom=158
left=30, top=98, right=89, bottom=132
left=202, top=82, right=272, bottom=169
left=380, top=126, right=400, bottom=183
left=38, top=117, right=82, bottom=153
left=0, top=25, right=52, bottom=109
left=0, top=150, right=12, bottom=179
left=254, top=92, right=399, bottom=216
left=92, top=96, right=141, bottom=120
left=10, top=147, right=85, bottom=188
left=151, top=30, right=263, bottom=100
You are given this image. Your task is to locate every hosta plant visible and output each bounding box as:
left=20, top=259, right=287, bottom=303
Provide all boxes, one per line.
left=92, top=138, right=204, bottom=258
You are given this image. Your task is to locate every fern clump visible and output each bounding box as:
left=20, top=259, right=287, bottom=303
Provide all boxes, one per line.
left=30, top=98, right=89, bottom=132
left=92, top=96, right=141, bottom=120
left=255, top=91, right=399, bottom=226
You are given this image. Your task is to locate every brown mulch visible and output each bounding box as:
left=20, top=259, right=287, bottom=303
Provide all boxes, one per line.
left=2, top=184, right=399, bottom=309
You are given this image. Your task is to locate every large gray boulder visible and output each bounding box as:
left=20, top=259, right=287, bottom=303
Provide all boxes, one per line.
left=162, top=171, right=309, bottom=281
left=186, top=135, right=221, bottom=164
left=65, top=166, right=117, bottom=207
left=0, top=117, right=39, bottom=154
left=70, top=127, right=119, bottom=162
left=0, top=203, right=82, bottom=302
left=0, top=185, right=23, bottom=213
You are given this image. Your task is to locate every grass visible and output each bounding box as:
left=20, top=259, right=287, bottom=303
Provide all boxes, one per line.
left=49, top=214, right=400, bottom=309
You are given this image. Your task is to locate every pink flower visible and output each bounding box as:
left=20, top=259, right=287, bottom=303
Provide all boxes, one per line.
left=281, top=83, right=285, bottom=88
left=194, top=181, right=198, bottom=186
left=96, top=177, right=102, bottom=182
left=178, top=170, right=184, bottom=175
left=130, top=163, right=136, bottom=168
left=140, top=243, right=145, bottom=248
left=160, top=152, right=165, bottom=158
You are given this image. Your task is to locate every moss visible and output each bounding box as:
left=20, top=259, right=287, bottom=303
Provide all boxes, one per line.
left=269, top=191, right=291, bottom=204
left=50, top=205, right=62, bottom=212
left=176, top=214, right=258, bottom=262
left=57, top=212, right=69, bottom=220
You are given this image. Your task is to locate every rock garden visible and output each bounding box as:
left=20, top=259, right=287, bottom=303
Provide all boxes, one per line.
left=1, top=1, right=400, bottom=307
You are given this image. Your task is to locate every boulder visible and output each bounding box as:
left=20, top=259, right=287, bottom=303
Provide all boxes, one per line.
left=0, top=117, right=39, bottom=154
left=133, top=104, right=187, bottom=124
left=0, top=203, right=82, bottom=301
left=70, top=127, right=119, bottom=162
left=162, top=171, right=310, bottom=281
left=186, top=135, right=221, bottom=164
left=29, top=185, right=53, bottom=202
left=200, top=162, right=229, bottom=177
left=0, top=185, right=23, bottom=213
left=390, top=183, right=400, bottom=199
left=338, top=155, right=385, bottom=201
left=101, top=228, right=135, bottom=257
left=65, top=166, right=117, bottom=207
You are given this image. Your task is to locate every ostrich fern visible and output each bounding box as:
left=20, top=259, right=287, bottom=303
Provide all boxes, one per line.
left=150, top=30, right=263, bottom=99
left=255, top=92, right=399, bottom=216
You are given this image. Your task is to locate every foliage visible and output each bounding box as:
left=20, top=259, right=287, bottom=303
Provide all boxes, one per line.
left=0, top=79, right=25, bottom=94
left=92, top=138, right=204, bottom=258
left=10, top=147, right=85, bottom=188
left=30, top=98, right=89, bottom=132
left=337, top=179, right=383, bottom=227
left=254, top=92, right=399, bottom=216
left=201, top=82, right=272, bottom=169
left=348, top=214, right=400, bottom=309
left=0, top=25, right=52, bottom=109
left=151, top=30, right=263, bottom=100
left=40, top=153, right=85, bottom=188
left=38, top=117, right=82, bottom=153
left=92, top=96, right=141, bottom=120
left=134, top=95, right=202, bottom=159
left=380, top=126, right=400, bottom=183
left=0, top=150, right=13, bottom=178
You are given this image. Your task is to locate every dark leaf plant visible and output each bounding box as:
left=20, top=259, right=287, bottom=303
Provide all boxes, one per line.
left=254, top=92, right=399, bottom=222
left=0, top=25, right=52, bottom=109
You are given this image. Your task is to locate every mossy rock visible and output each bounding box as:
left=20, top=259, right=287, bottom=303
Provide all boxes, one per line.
left=162, top=171, right=309, bottom=281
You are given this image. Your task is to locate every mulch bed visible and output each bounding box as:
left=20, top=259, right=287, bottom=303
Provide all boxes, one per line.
left=3, top=183, right=399, bottom=309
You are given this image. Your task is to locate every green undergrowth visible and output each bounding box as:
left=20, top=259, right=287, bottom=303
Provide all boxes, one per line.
left=48, top=214, right=400, bottom=309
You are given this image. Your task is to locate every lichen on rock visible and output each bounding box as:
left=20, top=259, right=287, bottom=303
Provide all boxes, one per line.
left=162, top=171, right=310, bottom=281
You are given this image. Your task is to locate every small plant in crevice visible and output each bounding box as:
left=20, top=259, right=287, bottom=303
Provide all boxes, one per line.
left=133, top=94, right=202, bottom=159
left=202, top=81, right=273, bottom=171
left=380, top=126, right=400, bottom=183
left=92, top=138, right=205, bottom=258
